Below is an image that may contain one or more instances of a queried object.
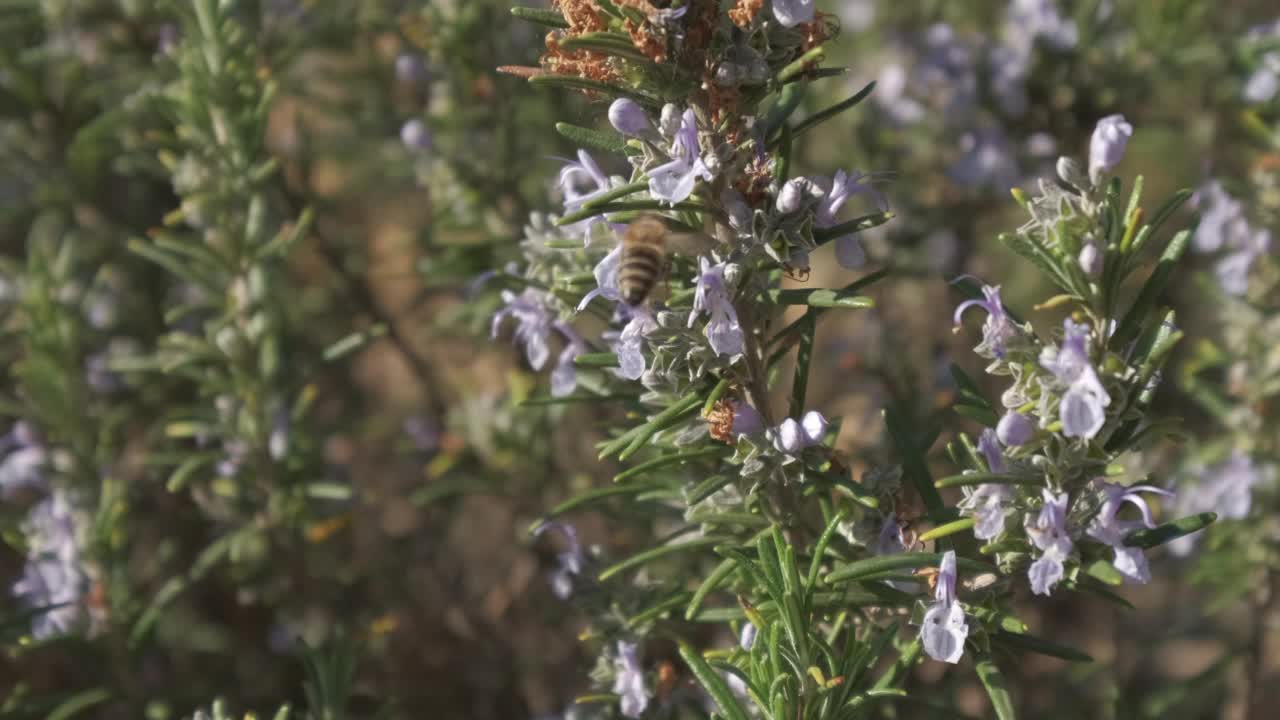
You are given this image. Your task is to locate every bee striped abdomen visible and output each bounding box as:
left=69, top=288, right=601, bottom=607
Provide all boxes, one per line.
left=619, top=243, right=664, bottom=305
left=618, top=215, right=669, bottom=306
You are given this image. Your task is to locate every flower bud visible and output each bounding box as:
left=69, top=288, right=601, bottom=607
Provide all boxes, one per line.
left=1056, top=156, right=1089, bottom=191
left=722, top=263, right=742, bottom=288
left=1088, top=114, right=1132, bottom=181
left=608, top=98, right=651, bottom=137
left=400, top=118, right=432, bottom=152
left=395, top=53, right=428, bottom=85
left=659, top=103, right=682, bottom=139
left=996, top=412, right=1034, bottom=446
left=1078, top=242, right=1101, bottom=276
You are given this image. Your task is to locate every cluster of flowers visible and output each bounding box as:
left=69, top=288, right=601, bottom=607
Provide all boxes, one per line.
left=1, top=422, right=89, bottom=639
left=872, top=0, right=1082, bottom=191
left=495, top=2, right=1202, bottom=715
left=921, top=115, right=1185, bottom=662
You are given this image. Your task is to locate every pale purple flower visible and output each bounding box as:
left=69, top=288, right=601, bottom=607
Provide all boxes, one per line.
left=996, top=412, right=1034, bottom=446
left=876, top=516, right=906, bottom=555
left=12, top=491, right=87, bottom=638
left=1191, top=181, right=1246, bottom=253
left=1008, top=0, right=1078, bottom=52
left=950, top=126, right=1018, bottom=190
left=1215, top=227, right=1270, bottom=296
left=1088, top=114, right=1133, bottom=182
left=1040, top=319, right=1110, bottom=440
left=838, top=1, right=876, bottom=32
left=1170, top=452, right=1268, bottom=555
left=771, top=411, right=828, bottom=453
left=958, top=430, right=1013, bottom=541
left=920, top=550, right=968, bottom=664
left=609, top=98, right=652, bottom=137
left=614, top=641, right=650, bottom=718
left=400, top=118, right=431, bottom=151
left=559, top=150, right=615, bottom=240
left=1086, top=481, right=1173, bottom=584
left=988, top=44, right=1030, bottom=116
left=578, top=244, right=623, bottom=311
left=772, top=0, right=815, bottom=27
left=739, top=622, right=757, bottom=650
left=615, top=310, right=657, bottom=380
left=813, top=170, right=886, bottom=269
left=1025, top=489, right=1072, bottom=595
left=1243, top=22, right=1280, bottom=103
left=953, top=281, right=1019, bottom=359
left=0, top=422, right=48, bottom=497
left=1244, top=55, right=1280, bottom=104
left=492, top=288, right=556, bottom=370
left=1079, top=242, right=1101, bottom=276
left=395, top=52, right=428, bottom=85
left=724, top=400, right=765, bottom=438
left=534, top=521, right=584, bottom=599
left=551, top=323, right=587, bottom=397
left=648, top=108, right=713, bottom=205
left=690, top=258, right=743, bottom=356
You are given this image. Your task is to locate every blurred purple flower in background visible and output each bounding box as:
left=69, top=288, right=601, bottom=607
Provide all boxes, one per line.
left=533, top=521, right=584, bottom=599
left=492, top=288, right=556, bottom=370
left=0, top=421, right=48, bottom=497
left=613, top=640, right=650, bottom=718
left=400, top=118, right=432, bottom=152
left=11, top=490, right=88, bottom=639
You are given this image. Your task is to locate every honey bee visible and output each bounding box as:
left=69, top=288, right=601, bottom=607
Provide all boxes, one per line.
left=618, top=213, right=718, bottom=306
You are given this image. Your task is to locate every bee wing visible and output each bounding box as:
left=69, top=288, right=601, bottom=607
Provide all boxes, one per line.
left=666, top=230, right=719, bottom=258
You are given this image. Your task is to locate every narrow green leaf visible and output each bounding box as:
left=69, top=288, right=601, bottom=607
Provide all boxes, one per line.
left=618, top=392, right=705, bottom=460
left=47, top=688, right=111, bottom=720
left=762, top=81, right=807, bottom=137
left=1111, top=228, right=1191, bottom=349
left=771, top=288, right=875, bottom=309
left=597, top=535, right=720, bottom=581
left=777, top=46, right=825, bottom=84
left=573, top=352, right=620, bottom=368
left=812, top=211, right=894, bottom=244
left=824, top=552, right=992, bottom=584
left=992, top=630, right=1093, bottom=663
left=934, top=473, right=1043, bottom=488
left=529, top=75, right=660, bottom=107
left=1123, top=512, right=1216, bottom=548
left=679, top=642, right=751, bottom=720
left=583, top=179, right=649, bottom=208
left=556, top=198, right=704, bottom=227
left=554, top=122, right=628, bottom=155
left=789, top=312, right=815, bottom=418
left=703, top=376, right=732, bottom=415
left=884, top=406, right=945, bottom=521
left=975, top=656, right=1017, bottom=720
left=322, top=325, right=387, bottom=362
left=686, top=557, right=738, bottom=620
left=511, top=6, right=568, bottom=28
left=531, top=483, right=666, bottom=531
left=615, top=448, right=724, bottom=482
left=917, top=517, right=976, bottom=542
left=1085, top=559, right=1124, bottom=586
left=790, top=80, right=876, bottom=140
